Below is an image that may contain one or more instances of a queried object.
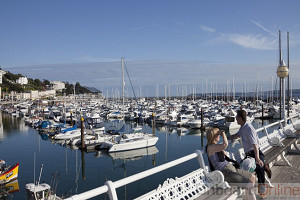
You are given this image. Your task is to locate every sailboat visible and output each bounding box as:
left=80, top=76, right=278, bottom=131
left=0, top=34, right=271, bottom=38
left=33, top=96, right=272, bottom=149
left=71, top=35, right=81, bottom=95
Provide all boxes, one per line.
left=100, top=58, right=159, bottom=152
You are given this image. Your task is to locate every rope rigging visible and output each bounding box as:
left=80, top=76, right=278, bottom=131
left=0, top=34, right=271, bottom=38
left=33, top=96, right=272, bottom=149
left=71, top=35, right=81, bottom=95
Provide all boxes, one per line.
left=124, top=62, right=137, bottom=100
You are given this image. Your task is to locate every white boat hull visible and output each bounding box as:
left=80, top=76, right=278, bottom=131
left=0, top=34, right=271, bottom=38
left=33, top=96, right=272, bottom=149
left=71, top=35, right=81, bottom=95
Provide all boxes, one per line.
left=188, top=120, right=202, bottom=129
left=54, top=130, right=82, bottom=140
left=101, top=135, right=159, bottom=152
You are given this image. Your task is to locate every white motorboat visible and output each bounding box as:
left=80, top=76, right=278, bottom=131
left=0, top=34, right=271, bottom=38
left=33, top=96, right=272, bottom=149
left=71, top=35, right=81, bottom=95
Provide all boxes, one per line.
left=25, top=164, right=62, bottom=200
left=53, top=129, right=83, bottom=141
left=172, top=114, right=194, bottom=127
left=68, top=127, right=106, bottom=146
left=72, top=128, right=113, bottom=151
left=100, top=127, right=159, bottom=152
left=187, top=118, right=210, bottom=129
left=155, top=113, right=169, bottom=125
left=25, top=183, right=62, bottom=200
left=187, top=119, right=202, bottom=129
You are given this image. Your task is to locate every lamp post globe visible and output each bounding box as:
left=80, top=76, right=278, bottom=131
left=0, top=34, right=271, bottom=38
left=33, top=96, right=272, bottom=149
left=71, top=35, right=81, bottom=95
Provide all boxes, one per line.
left=277, top=64, right=289, bottom=78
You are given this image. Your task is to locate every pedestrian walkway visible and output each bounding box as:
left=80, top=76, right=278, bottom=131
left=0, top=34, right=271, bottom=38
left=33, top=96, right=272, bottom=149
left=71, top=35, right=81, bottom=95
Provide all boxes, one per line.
left=262, top=152, right=300, bottom=199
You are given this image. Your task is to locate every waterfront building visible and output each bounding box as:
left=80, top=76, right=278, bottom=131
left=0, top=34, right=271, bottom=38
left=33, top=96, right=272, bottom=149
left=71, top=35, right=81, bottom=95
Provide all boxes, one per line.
left=50, top=81, right=65, bottom=91
left=37, top=90, right=56, bottom=99
left=21, top=93, right=31, bottom=100
left=0, top=69, right=6, bottom=101
left=16, top=76, right=28, bottom=85
left=2, top=90, right=56, bottom=101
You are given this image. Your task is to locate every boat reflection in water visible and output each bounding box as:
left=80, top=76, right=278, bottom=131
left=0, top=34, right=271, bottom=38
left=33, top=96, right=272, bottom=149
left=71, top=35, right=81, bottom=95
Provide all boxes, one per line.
left=188, top=128, right=202, bottom=136
left=187, top=128, right=206, bottom=149
left=95, top=146, right=159, bottom=161
left=0, top=179, right=19, bottom=198
left=176, top=127, right=189, bottom=137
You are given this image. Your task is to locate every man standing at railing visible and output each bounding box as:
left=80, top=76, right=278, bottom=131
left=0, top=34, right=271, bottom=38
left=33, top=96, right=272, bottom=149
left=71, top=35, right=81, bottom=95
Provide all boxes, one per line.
left=228, top=109, right=272, bottom=196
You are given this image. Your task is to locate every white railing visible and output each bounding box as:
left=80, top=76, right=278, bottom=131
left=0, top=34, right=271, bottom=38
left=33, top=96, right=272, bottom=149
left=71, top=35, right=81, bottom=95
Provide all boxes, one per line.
left=65, top=114, right=300, bottom=200
left=254, top=114, right=299, bottom=138
left=64, top=150, right=206, bottom=200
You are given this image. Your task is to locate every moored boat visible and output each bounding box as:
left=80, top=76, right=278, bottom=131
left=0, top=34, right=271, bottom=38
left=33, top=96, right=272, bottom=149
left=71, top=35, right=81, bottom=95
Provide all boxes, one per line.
left=100, top=127, right=159, bottom=152
left=0, top=160, right=19, bottom=184
left=25, top=183, right=62, bottom=200
left=53, top=129, right=82, bottom=141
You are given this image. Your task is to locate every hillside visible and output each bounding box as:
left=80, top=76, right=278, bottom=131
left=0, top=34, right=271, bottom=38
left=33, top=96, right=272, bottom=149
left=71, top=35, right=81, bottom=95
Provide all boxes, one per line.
left=0, top=69, right=100, bottom=95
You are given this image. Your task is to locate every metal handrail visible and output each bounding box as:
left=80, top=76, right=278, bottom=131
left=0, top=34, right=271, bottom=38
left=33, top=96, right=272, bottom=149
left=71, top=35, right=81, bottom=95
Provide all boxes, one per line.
left=65, top=151, right=202, bottom=200
left=256, top=114, right=298, bottom=133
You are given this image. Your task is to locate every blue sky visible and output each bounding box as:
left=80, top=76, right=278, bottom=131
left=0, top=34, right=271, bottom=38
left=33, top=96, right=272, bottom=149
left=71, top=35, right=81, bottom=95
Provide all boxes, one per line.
left=1, top=0, right=300, bottom=97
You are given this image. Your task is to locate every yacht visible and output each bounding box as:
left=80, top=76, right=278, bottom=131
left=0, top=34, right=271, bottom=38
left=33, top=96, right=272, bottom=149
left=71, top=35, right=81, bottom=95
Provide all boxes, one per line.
left=100, top=127, right=159, bottom=152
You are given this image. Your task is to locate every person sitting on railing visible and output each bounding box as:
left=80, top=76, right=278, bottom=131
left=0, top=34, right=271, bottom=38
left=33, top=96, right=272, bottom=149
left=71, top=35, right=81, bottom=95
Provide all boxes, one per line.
left=206, top=127, right=256, bottom=200
left=228, top=109, right=272, bottom=196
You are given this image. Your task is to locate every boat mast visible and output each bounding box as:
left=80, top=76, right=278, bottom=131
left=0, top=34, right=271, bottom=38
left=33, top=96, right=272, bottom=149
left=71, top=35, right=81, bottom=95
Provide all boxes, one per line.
left=256, top=70, right=259, bottom=104
left=121, top=57, right=125, bottom=118
left=279, top=30, right=282, bottom=119
left=245, top=82, right=247, bottom=102
left=271, top=76, right=274, bottom=103
left=232, top=77, right=235, bottom=101
left=287, top=32, right=290, bottom=117
left=73, top=82, right=76, bottom=100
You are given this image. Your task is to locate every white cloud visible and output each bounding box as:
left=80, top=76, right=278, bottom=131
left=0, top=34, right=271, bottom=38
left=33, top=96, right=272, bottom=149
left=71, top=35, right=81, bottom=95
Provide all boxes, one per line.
left=223, top=33, right=277, bottom=50
left=200, top=25, right=216, bottom=33
left=6, top=59, right=300, bottom=97
left=249, top=19, right=277, bottom=37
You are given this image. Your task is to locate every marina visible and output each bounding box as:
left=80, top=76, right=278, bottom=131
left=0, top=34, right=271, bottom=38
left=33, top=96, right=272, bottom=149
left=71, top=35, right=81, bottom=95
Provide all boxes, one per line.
left=1, top=51, right=300, bottom=199
left=0, top=94, right=300, bottom=199
left=1, top=2, right=300, bottom=198
left=0, top=107, right=210, bottom=200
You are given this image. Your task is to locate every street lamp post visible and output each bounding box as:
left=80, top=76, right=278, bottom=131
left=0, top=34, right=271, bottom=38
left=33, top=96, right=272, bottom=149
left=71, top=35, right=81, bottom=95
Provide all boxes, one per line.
left=277, top=60, right=289, bottom=124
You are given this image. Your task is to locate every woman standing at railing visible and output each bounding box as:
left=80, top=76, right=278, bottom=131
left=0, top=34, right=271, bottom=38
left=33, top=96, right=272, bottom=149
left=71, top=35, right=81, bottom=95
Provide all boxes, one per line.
left=206, top=127, right=256, bottom=200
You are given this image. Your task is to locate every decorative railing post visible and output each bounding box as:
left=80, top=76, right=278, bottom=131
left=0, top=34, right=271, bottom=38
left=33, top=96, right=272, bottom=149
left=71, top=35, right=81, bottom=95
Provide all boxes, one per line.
left=195, top=150, right=208, bottom=173
left=105, top=180, right=118, bottom=200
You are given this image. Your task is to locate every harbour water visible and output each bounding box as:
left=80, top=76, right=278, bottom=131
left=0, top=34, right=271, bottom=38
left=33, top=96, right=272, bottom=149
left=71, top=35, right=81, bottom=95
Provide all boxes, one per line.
left=0, top=112, right=276, bottom=199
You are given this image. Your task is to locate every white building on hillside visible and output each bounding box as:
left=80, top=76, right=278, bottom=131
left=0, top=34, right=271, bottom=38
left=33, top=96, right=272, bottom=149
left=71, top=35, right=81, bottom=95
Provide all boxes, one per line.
left=0, top=69, right=6, bottom=100
left=16, top=77, right=28, bottom=85
left=51, top=81, right=65, bottom=91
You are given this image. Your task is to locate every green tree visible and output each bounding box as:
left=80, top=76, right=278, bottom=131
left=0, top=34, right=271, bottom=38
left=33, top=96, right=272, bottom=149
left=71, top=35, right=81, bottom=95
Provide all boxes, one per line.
left=4, top=71, right=22, bottom=81
left=43, top=79, right=50, bottom=85
left=34, top=79, right=42, bottom=86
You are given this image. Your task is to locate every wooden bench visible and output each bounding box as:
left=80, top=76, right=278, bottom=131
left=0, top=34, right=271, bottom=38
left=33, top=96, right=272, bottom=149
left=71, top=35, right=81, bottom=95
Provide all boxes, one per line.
left=264, top=121, right=300, bottom=163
